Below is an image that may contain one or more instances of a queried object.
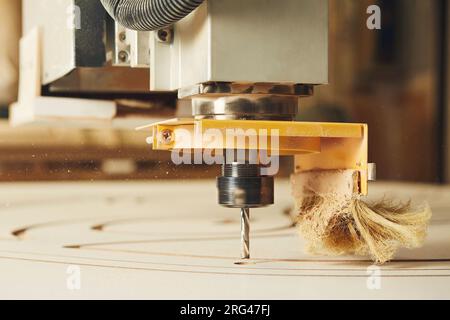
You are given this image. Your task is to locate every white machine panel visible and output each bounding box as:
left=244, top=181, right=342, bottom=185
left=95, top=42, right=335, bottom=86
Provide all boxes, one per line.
left=151, top=0, right=329, bottom=91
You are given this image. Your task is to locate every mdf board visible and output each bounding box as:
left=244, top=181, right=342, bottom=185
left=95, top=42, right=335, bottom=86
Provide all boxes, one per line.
left=0, top=180, right=449, bottom=299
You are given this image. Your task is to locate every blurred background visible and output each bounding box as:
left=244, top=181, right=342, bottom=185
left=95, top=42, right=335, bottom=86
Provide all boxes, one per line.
left=0, top=0, right=448, bottom=184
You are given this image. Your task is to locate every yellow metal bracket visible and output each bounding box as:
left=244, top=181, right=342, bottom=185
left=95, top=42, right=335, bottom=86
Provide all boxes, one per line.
left=140, top=118, right=369, bottom=195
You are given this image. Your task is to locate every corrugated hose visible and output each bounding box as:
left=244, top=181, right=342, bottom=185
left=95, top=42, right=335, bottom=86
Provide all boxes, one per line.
left=100, top=0, right=205, bottom=31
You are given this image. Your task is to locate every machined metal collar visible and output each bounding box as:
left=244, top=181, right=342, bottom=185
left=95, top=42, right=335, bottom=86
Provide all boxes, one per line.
left=192, top=95, right=299, bottom=121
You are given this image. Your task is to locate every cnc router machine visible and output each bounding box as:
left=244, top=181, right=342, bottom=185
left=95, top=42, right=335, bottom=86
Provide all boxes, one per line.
left=16, top=0, right=372, bottom=259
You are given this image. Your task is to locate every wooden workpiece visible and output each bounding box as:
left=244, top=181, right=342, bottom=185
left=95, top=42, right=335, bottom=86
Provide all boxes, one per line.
left=0, top=180, right=448, bottom=299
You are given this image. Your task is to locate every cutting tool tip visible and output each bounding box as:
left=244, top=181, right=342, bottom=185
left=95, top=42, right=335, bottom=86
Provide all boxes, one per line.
left=240, top=207, right=250, bottom=259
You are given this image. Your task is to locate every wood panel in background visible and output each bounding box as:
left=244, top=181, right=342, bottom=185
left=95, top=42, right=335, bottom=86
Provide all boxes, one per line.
left=302, top=0, right=441, bottom=183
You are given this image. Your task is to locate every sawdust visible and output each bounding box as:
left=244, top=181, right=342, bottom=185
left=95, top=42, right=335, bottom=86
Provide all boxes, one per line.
left=291, top=170, right=432, bottom=264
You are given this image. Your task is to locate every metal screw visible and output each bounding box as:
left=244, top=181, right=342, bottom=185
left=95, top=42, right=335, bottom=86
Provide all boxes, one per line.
left=118, top=50, right=129, bottom=63
left=156, top=27, right=173, bottom=43
left=159, top=129, right=174, bottom=145
left=119, top=31, right=127, bottom=42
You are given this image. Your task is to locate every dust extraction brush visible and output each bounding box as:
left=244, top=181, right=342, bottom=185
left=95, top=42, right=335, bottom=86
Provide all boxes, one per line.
left=291, top=169, right=432, bottom=264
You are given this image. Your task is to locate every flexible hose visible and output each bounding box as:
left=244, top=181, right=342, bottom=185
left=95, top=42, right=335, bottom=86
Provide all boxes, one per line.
left=100, top=0, right=205, bottom=31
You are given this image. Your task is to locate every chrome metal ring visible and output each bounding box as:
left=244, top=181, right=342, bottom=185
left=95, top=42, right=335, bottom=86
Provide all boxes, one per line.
left=192, top=95, right=298, bottom=121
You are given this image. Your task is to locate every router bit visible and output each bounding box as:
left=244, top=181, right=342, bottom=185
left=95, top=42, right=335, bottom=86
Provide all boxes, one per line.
left=218, top=163, right=274, bottom=260
left=240, top=208, right=250, bottom=259
left=193, top=95, right=296, bottom=260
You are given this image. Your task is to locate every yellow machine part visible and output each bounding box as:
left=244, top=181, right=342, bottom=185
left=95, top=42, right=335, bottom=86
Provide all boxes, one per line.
left=143, top=119, right=369, bottom=195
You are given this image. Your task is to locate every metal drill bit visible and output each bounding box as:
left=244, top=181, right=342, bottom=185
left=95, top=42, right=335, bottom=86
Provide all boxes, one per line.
left=240, top=207, right=250, bottom=259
